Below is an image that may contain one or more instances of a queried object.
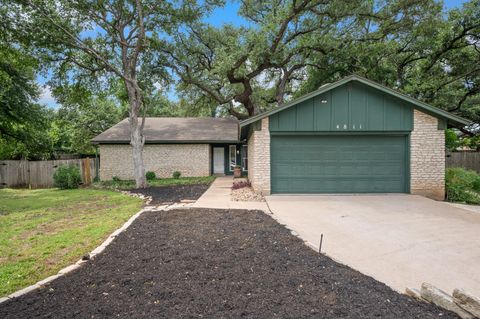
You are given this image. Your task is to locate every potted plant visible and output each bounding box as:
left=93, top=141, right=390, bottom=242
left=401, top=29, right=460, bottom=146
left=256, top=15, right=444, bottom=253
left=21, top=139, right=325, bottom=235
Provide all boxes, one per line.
left=233, top=165, right=242, bottom=178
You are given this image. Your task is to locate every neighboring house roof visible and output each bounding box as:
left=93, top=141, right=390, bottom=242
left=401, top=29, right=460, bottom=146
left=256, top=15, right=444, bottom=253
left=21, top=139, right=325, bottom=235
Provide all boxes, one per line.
left=240, top=75, right=472, bottom=128
left=91, top=117, right=239, bottom=144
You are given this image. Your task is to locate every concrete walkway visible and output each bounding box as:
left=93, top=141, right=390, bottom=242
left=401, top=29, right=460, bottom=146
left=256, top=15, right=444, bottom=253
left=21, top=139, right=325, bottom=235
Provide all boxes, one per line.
left=193, top=176, right=268, bottom=210
left=266, top=194, right=480, bottom=296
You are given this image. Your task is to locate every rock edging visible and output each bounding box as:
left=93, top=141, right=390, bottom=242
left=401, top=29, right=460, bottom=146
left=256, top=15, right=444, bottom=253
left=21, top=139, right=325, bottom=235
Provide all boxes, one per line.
left=120, top=191, right=153, bottom=205
left=405, top=283, right=480, bottom=319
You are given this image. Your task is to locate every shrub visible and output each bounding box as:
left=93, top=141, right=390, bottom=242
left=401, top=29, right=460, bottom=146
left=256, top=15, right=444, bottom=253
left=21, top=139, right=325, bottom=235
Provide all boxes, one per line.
left=112, top=176, right=121, bottom=182
left=172, top=171, right=181, bottom=179
left=445, top=129, right=460, bottom=151
left=53, top=165, right=82, bottom=189
left=445, top=168, right=480, bottom=204
left=231, top=180, right=251, bottom=190
left=146, top=171, right=156, bottom=181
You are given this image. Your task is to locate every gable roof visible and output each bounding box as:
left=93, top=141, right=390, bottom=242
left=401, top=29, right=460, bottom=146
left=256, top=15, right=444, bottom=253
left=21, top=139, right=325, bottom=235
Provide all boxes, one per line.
left=91, top=117, right=239, bottom=144
left=240, top=75, right=471, bottom=128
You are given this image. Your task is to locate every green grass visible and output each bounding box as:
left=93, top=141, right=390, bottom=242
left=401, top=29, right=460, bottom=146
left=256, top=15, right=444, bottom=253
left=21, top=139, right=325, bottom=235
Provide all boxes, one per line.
left=0, top=188, right=143, bottom=296
left=92, top=176, right=216, bottom=191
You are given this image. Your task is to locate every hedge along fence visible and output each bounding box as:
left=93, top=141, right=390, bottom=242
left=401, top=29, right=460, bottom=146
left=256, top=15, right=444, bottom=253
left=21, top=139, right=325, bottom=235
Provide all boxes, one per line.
left=446, top=151, right=480, bottom=174
left=0, top=158, right=97, bottom=189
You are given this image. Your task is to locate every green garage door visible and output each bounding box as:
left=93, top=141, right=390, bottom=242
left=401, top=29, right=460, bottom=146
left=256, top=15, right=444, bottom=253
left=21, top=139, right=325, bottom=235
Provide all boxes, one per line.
left=271, top=135, right=408, bottom=194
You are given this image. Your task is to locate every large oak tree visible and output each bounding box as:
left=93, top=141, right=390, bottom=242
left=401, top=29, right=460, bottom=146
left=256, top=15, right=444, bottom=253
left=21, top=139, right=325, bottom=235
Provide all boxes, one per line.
left=166, top=0, right=480, bottom=128
left=162, top=0, right=370, bottom=119
left=3, top=0, right=218, bottom=187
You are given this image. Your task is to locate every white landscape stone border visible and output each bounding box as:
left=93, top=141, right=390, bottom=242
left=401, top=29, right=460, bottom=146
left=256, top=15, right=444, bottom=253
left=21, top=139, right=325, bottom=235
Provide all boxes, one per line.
left=0, top=201, right=198, bottom=305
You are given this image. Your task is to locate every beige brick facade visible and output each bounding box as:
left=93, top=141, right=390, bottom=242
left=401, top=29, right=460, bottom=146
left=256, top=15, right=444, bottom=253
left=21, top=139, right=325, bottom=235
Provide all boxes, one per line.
left=99, top=144, right=210, bottom=180
left=410, top=109, right=445, bottom=200
left=248, top=118, right=271, bottom=195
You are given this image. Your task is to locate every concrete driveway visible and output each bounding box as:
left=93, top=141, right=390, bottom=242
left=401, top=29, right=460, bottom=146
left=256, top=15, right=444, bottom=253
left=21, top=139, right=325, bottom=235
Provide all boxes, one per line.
left=266, top=195, right=480, bottom=296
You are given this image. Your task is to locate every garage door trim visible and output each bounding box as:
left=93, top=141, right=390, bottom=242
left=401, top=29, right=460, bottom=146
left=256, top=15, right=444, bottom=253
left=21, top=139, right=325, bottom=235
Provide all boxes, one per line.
left=270, top=133, right=410, bottom=194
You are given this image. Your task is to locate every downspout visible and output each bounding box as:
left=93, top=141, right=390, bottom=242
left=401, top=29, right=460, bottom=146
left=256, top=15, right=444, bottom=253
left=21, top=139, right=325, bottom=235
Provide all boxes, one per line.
left=94, top=145, right=99, bottom=181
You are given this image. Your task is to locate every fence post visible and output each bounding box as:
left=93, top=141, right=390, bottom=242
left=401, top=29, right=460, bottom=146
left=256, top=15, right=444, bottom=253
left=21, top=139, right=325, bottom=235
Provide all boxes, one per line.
left=27, top=160, right=31, bottom=189
left=83, top=157, right=91, bottom=185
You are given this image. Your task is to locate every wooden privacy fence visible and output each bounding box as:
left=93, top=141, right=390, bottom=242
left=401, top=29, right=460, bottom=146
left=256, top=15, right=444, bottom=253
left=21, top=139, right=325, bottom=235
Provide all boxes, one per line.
left=0, top=158, right=97, bottom=189
left=446, top=151, right=480, bottom=173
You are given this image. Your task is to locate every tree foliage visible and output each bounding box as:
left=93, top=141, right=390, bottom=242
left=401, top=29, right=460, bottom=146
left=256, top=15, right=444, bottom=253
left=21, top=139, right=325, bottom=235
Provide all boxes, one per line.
left=164, top=0, right=370, bottom=118
left=3, top=0, right=219, bottom=187
left=294, top=0, right=480, bottom=124
left=1, top=0, right=479, bottom=163
left=0, top=17, right=53, bottom=159
left=166, top=0, right=480, bottom=125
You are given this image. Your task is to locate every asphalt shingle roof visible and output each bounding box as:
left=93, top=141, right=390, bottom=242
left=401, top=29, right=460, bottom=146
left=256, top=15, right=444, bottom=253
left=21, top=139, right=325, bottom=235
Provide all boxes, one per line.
left=91, top=117, right=239, bottom=143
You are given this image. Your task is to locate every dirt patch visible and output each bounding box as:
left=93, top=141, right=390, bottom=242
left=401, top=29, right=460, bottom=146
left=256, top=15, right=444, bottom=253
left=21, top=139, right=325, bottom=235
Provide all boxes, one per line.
left=0, top=209, right=458, bottom=318
left=128, top=184, right=209, bottom=205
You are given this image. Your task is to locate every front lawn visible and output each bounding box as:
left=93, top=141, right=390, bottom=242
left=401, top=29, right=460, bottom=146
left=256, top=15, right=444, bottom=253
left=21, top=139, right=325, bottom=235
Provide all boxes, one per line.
left=92, top=176, right=215, bottom=191
left=0, top=188, right=142, bottom=296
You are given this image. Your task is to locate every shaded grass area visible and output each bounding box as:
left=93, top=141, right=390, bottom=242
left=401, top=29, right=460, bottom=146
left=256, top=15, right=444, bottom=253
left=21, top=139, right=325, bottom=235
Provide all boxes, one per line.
left=0, top=188, right=142, bottom=296
left=0, top=209, right=456, bottom=318
left=92, top=176, right=215, bottom=191
left=446, top=168, right=480, bottom=204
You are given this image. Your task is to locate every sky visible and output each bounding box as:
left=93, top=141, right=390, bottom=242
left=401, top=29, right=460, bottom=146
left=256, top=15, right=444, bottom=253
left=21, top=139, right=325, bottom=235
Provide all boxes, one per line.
left=37, top=0, right=470, bottom=108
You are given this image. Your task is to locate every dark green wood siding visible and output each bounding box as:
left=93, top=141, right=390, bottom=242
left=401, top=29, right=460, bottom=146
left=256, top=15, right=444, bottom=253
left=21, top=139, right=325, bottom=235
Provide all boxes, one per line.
left=271, top=135, right=408, bottom=193
left=269, top=82, right=413, bottom=132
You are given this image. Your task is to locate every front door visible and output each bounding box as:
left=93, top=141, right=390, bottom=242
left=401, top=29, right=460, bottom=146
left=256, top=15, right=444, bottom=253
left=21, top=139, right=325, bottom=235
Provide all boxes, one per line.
left=213, top=147, right=224, bottom=174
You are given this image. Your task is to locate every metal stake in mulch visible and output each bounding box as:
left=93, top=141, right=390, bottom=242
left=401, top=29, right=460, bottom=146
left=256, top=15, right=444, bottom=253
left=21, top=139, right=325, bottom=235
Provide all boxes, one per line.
left=319, top=234, right=323, bottom=254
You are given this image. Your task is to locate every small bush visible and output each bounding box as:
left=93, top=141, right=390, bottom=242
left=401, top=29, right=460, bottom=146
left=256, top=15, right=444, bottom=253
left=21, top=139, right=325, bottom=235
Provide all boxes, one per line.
left=112, top=176, right=121, bottom=182
left=146, top=171, right=156, bottom=181
left=232, top=180, right=251, bottom=190
left=172, top=171, right=181, bottom=179
left=445, top=168, right=480, bottom=204
left=53, top=165, right=82, bottom=189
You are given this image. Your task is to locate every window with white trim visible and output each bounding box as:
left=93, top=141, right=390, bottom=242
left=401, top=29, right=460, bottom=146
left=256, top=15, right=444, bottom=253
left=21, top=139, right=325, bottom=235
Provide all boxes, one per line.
left=242, top=145, right=248, bottom=171
left=229, top=145, right=236, bottom=171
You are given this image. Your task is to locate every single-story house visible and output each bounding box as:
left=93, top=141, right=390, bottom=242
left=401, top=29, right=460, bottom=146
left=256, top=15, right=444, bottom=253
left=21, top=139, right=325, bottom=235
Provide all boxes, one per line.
left=91, top=117, right=244, bottom=179
left=92, top=75, right=471, bottom=200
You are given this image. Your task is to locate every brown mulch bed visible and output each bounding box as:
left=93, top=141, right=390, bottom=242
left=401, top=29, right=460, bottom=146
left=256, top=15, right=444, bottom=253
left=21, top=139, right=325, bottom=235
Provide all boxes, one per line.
left=129, top=184, right=210, bottom=205
left=0, top=209, right=458, bottom=319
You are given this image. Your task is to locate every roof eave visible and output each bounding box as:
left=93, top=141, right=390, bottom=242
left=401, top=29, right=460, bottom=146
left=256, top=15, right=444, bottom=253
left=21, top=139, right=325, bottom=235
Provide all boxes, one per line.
left=92, top=140, right=242, bottom=144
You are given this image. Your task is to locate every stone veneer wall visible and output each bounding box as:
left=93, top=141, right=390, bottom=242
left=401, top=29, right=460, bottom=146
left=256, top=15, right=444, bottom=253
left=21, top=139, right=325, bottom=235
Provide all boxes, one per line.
left=248, top=118, right=271, bottom=195
left=99, top=144, right=210, bottom=180
left=410, top=109, right=445, bottom=200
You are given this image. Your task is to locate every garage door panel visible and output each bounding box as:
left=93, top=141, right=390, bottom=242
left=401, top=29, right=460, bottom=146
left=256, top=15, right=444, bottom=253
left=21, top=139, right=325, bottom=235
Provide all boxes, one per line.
left=271, top=135, right=407, bottom=193
left=274, top=178, right=404, bottom=193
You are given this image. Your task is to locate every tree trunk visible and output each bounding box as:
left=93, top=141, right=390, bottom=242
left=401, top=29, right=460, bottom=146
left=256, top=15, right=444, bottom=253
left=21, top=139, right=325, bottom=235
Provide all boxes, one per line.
left=125, top=80, right=147, bottom=188
left=130, top=116, right=147, bottom=188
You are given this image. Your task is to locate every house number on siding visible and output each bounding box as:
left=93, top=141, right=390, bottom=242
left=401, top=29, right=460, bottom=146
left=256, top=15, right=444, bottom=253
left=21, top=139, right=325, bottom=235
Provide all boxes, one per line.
left=351, top=124, right=363, bottom=130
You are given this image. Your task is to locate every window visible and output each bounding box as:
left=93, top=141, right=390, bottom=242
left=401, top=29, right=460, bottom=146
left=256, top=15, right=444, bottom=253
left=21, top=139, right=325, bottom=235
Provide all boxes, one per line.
left=242, top=145, right=248, bottom=171
left=229, top=145, right=236, bottom=171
